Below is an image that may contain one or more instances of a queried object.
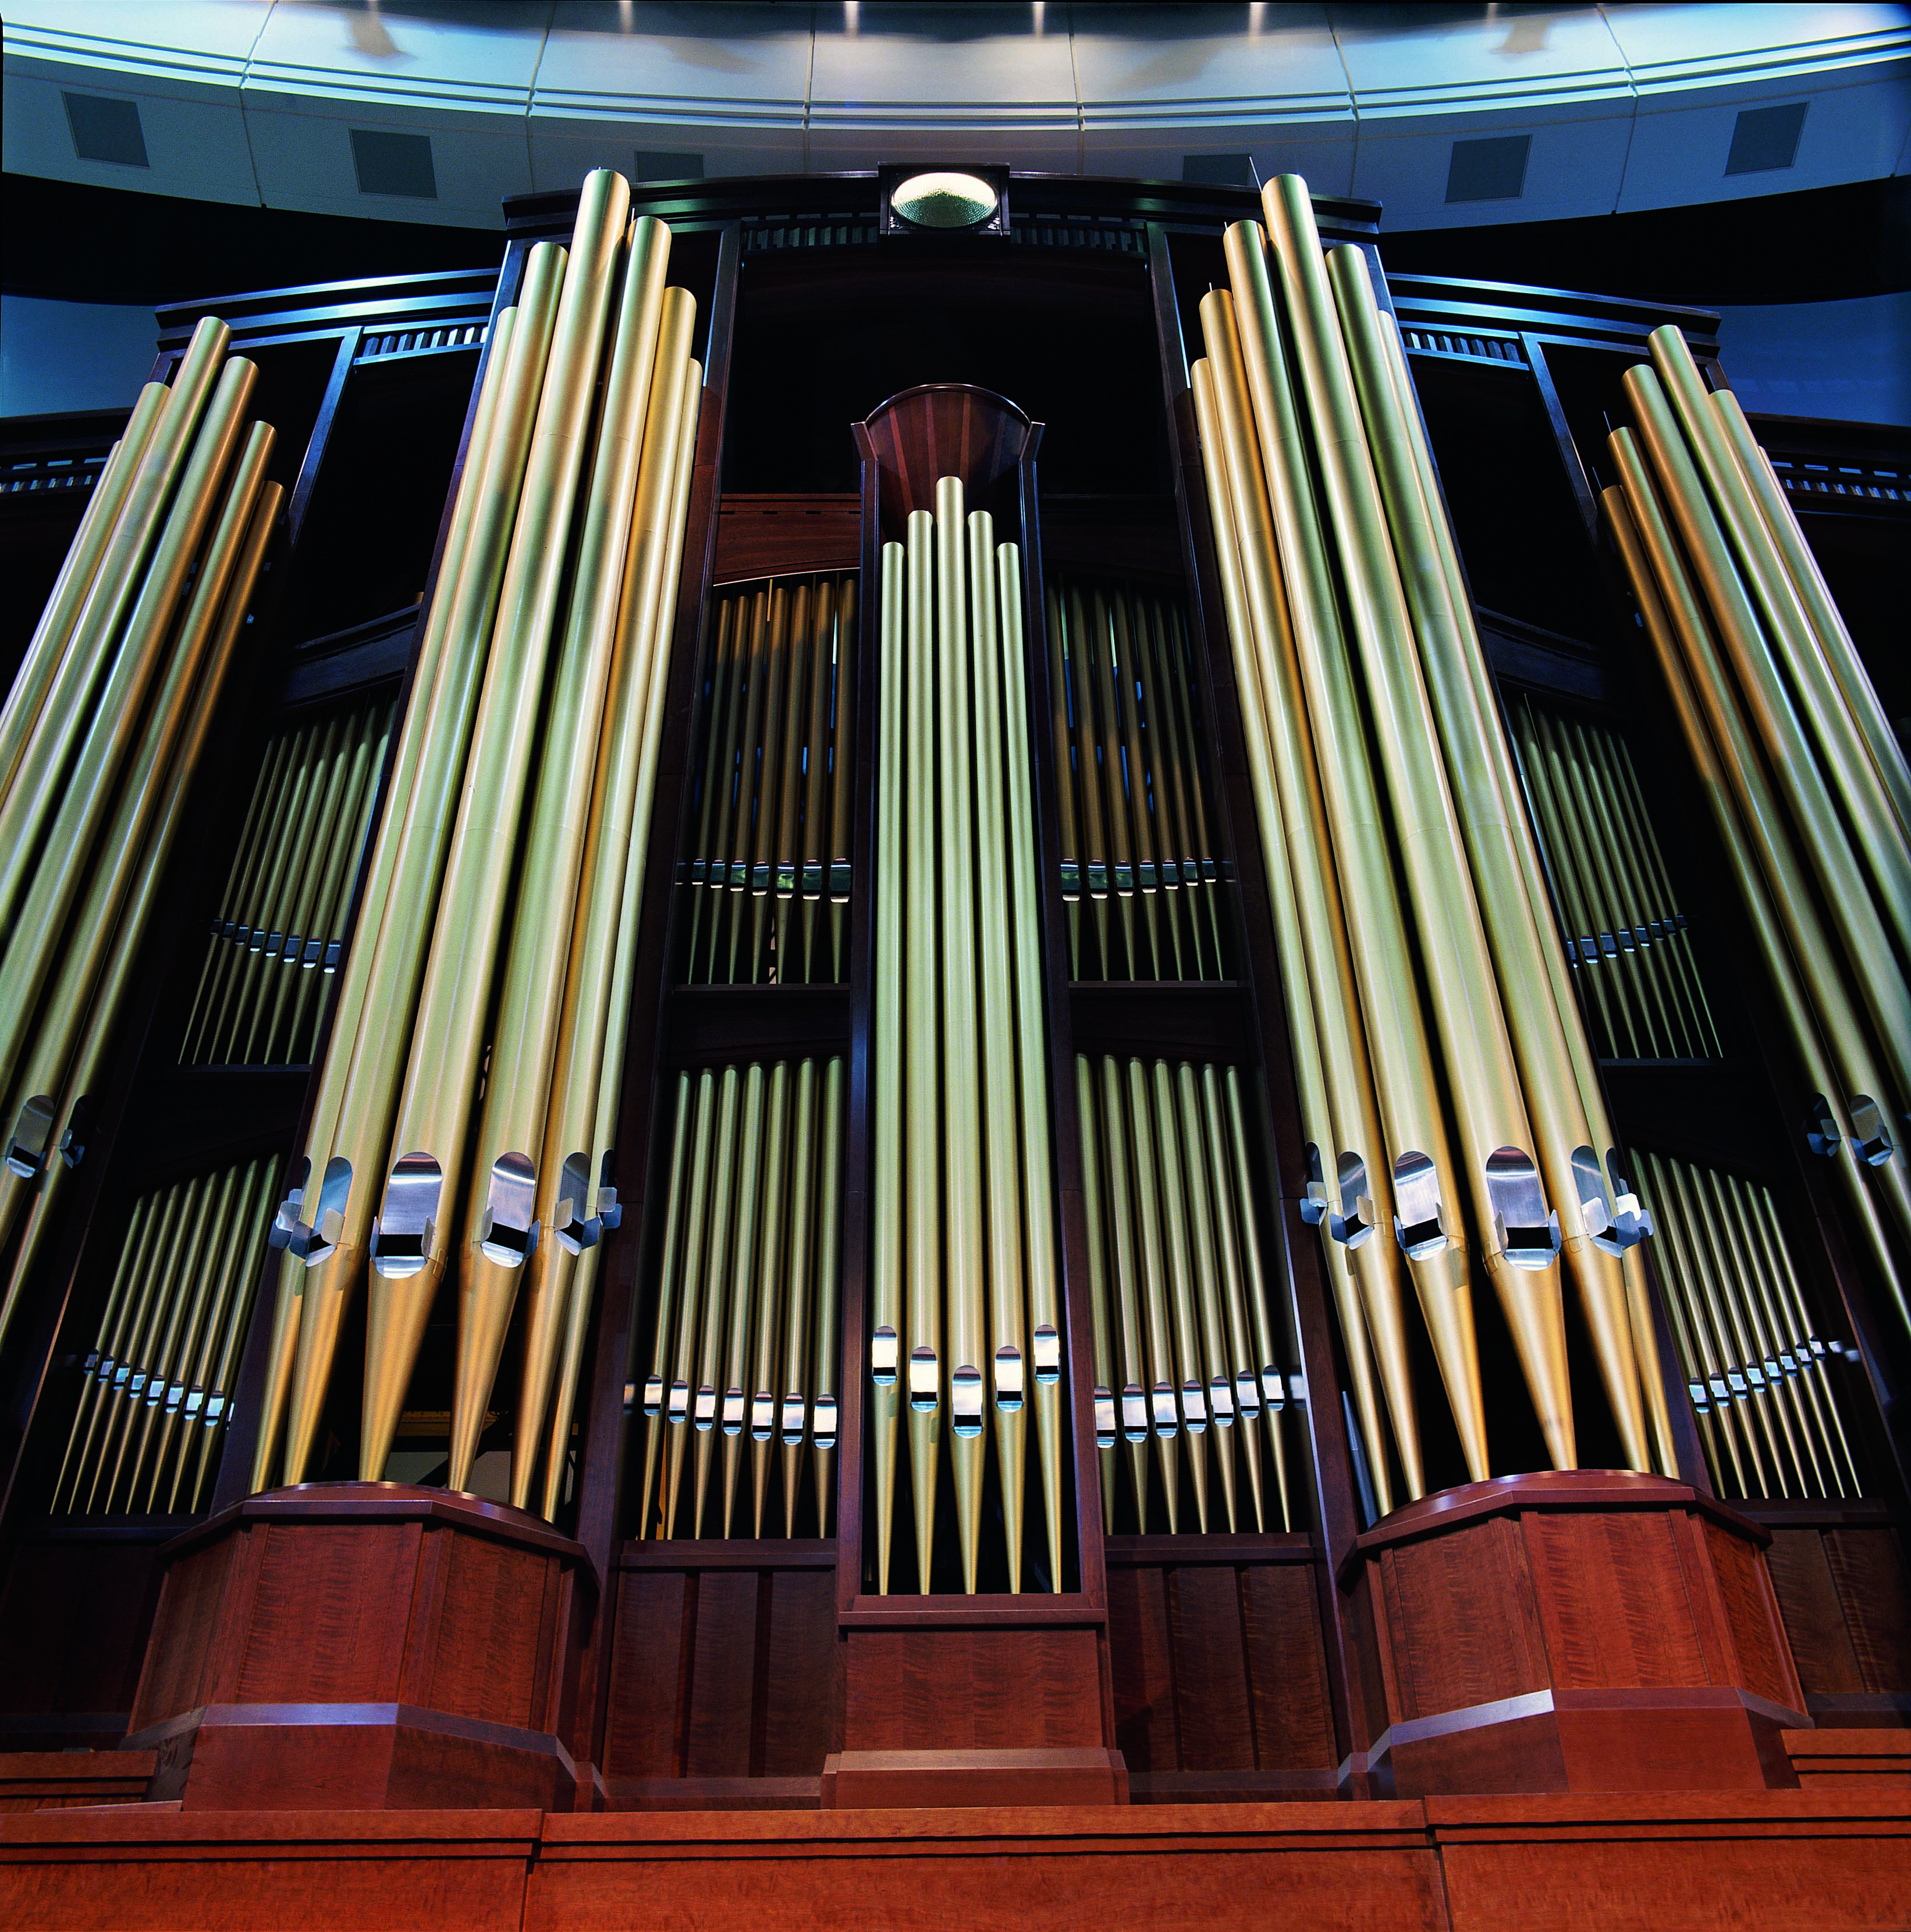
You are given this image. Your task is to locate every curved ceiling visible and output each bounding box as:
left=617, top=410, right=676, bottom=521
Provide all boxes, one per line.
left=5, top=2, right=1909, bottom=232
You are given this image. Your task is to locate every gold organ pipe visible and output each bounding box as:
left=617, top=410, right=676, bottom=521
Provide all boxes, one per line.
left=780, top=1058, right=818, bottom=1535
left=363, top=171, right=631, bottom=1482
left=447, top=212, right=673, bottom=1493
left=683, top=1064, right=741, bottom=1536
left=970, top=509, right=1028, bottom=1588
left=903, top=509, right=941, bottom=1587
left=996, top=540, right=1064, bottom=1589
left=189, top=1162, right=273, bottom=1513
left=1712, top=392, right=1911, bottom=836
left=52, top=1194, right=154, bottom=1513
left=749, top=1062, right=792, bottom=1533
left=267, top=261, right=559, bottom=1493
left=1177, top=1062, right=1238, bottom=1529
left=1201, top=1063, right=1269, bottom=1530
left=1152, top=1060, right=1213, bottom=1529
left=635, top=1070, right=697, bottom=1532
left=0, top=381, right=169, bottom=807
left=935, top=478, right=987, bottom=1594
left=0, top=319, right=229, bottom=904
left=685, top=595, right=737, bottom=969
left=1078, top=1056, right=1119, bottom=1525
left=1097, top=1055, right=1155, bottom=1526
left=1189, top=350, right=1401, bottom=1510
left=0, top=478, right=280, bottom=1351
left=871, top=542, right=905, bottom=1587
left=1125, top=1057, right=1181, bottom=1530
left=718, top=1064, right=769, bottom=1535
left=1650, top=331, right=1911, bottom=903
left=812, top=1057, right=844, bottom=1536
left=1604, top=457, right=1911, bottom=1309
left=1351, top=277, right=1663, bottom=1476
left=653, top=1068, right=717, bottom=1534
left=1622, top=375, right=1911, bottom=1106
left=1047, top=585, right=1083, bottom=977
left=0, top=361, right=259, bottom=1094
left=1199, top=292, right=1433, bottom=1500
left=824, top=581, right=857, bottom=983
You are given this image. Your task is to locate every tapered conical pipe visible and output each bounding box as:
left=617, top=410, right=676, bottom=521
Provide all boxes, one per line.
left=0, top=357, right=258, bottom=1096
left=363, top=172, right=630, bottom=1479
left=0, top=480, right=280, bottom=1358
left=0, top=381, right=168, bottom=807
left=1190, top=349, right=1405, bottom=1507
left=1603, top=477, right=1911, bottom=1326
left=901, top=510, right=942, bottom=1589
left=1340, top=269, right=1656, bottom=1474
left=932, top=479, right=987, bottom=1594
left=1261, top=184, right=1572, bottom=1469
left=871, top=542, right=907, bottom=1587
left=1711, top=390, right=1911, bottom=839
left=969, top=513, right=1028, bottom=1588
left=996, top=541, right=1064, bottom=1588
left=448, top=212, right=673, bottom=1492
left=0, top=318, right=228, bottom=897
left=1199, top=292, right=1433, bottom=1497
left=1649, top=328, right=1911, bottom=915
left=273, top=258, right=562, bottom=1491
left=1622, top=371, right=1911, bottom=1106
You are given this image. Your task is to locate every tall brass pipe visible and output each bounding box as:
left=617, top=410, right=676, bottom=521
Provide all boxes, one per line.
left=1348, top=274, right=1661, bottom=1475
left=1189, top=351, right=1401, bottom=1508
left=652, top=1068, right=717, bottom=1533
left=1200, top=294, right=1434, bottom=1498
left=51, top=1193, right=154, bottom=1513
left=447, top=212, right=673, bottom=1492
left=812, top=1057, right=844, bottom=1535
left=902, top=509, right=942, bottom=1587
left=1711, top=392, right=1911, bottom=837
left=268, top=261, right=560, bottom=1493
left=682, top=1064, right=741, bottom=1536
left=717, top=1064, right=769, bottom=1534
left=634, top=1071, right=697, bottom=1531
left=1125, top=1057, right=1182, bottom=1529
left=1092, top=1057, right=1152, bottom=1524
left=0, top=480, right=280, bottom=1352
left=363, top=172, right=629, bottom=1482
left=1604, top=459, right=1911, bottom=1310
left=996, top=540, right=1064, bottom=1589
left=747, top=1063, right=792, bottom=1533
left=1177, top=1062, right=1238, bottom=1529
left=871, top=542, right=906, bottom=1587
left=1203, top=1064, right=1270, bottom=1530
left=0, top=319, right=229, bottom=894
left=0, top=381, right=168, bottom=807
left=1649, top=329, right=1911, bottom=911
left=0, top=360, right=258, bottom=1095
left=971, top=510, right=1028, bottom=1588
left=779, top=1058, right=818, bottom=1535
left=1623, top=373, right=1911, bottom=1103
left=1078, top=1056, right=1120, bottom=1525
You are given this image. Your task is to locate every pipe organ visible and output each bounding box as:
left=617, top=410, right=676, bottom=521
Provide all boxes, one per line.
left=1, top=161, right=1906, bottom=1897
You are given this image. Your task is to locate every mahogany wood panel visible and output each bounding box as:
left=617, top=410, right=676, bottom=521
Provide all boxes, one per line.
left=1764, top=1521, right=1911, bottom=1717
left=841, top=1628, right=1104, bottom=1750
left=1352, top=1473, right=1807, bottom=1797
left=858, top=385, right=1035, bottom=537
left=712, top=494, right=859, bottom=581
left=0, top=1532, right=174, bottom=1746
left=124, top=1485, right=587, bottom=1811
left=1239, top=1564, right=1338, bottom=1775
left=599, top=1549, right=836, bottom=1796
left=820, top=1747, right=1127, bottom=1807
left=1166, top=1565, right=1256, bottom=1771
left=0, top=1752, right=154, bottom=1812
left=1782, top=1728, right=1911, bottom=1791
left=1106, top=1562, right=1179, bottom=1771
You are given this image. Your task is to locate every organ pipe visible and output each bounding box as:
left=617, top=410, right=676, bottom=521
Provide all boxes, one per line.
left=1605, top=422, right=1911, bottom=1330
left=1046, top=578, right=1226, bottom=982
left=633, top=1057, right=843, bottom=1539
left=53, top=1154, right=274, bottom=1517
left=1076, top=1054, right=1295, bottom=1534
left=1192, top=175, right=1672, bottom=1494
left=871, top=480, right=1064, bottom=1592
left=683, top=574, right=857, bottom=986
left=248, top=172, right=703, bottom=1512
left=0, top=326, right=279, bottom=1354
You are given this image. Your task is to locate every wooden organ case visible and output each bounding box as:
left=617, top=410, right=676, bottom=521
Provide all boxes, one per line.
left=1, top=169, right=1907, bottom=1928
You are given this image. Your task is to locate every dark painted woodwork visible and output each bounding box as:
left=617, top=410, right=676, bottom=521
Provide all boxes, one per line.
left=660, top=985, right=851, bottom=1070
left=712, top=493, right=860, bottom=581
left=125, top=1483, right=589, bottom=1812
left=1757, top=1504, right=1911, bottom=1724
left=0, top=1750, right=155, bottom=1811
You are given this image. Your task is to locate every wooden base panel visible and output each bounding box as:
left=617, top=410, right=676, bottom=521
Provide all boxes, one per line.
left=1784, top=1728, right=1911, bottom=1791
left=0, top=1752, right=155, bottom=1813
left=820, top=1747, right=1128, bottom=1808
left=5, top=1794, right=1909, bottom=1932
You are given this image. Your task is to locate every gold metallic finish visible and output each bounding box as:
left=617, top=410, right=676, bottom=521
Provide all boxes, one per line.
left=1176, top=1063, right=1238, bottom=1529
left=1078, top=1057, right=1119, bottom=1525
left=1605, top=457, right=1911, bottom=1297
left=1098, top=1055, right=1154, bottom=1528
left=0, top=318, right=229, bottom=906
left=1125, top=1057, right=1182, bottom=1530
left=684, top=1064, right=742, bottom=1538
left=748, top=1062, right=791, bottom=1535
left=275, top=254, right=563, bottom=1491
left=1713, top=390, right=1911, bottom=839
left=1649, top=329, right=1911, bottom=923
left=871, top=541, right=906, bottom=1585
left=780, top=1058, right=819, bottom=1536
left=812, top=1057, right=845, bottom=1536
left=656, top=1068, right=718, bottom=1536
left=52, top=1192, right=154, bottom=1513
left=1623, top=372, right=1911, bottom=1099
left=718, top=1063, right=768, bottom=1537
left=633, top=1072, right=695, bottom=1527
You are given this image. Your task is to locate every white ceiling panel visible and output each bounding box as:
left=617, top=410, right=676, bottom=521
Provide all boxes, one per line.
left=1353, top=108, right=1635, bottom=228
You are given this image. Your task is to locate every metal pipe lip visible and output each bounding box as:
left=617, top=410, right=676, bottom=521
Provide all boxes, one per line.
left=371, top=1152, right=442, bottom=1277
left=812, top=1395, right=838, bottom=1450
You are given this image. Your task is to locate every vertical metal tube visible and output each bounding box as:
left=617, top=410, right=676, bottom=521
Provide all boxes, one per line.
left=1125, top=1057, right=1182, bottom=1530
left=1078, top=1056, right=1120, bottom=1527
left=780, top=1057, right=818, bottom=1536
left=748, top=1062, right=791, bottom=1533
left=52, top=1192, right=155, bottom=1513
left=633, top=1071, right=695, bottom=1530
left=969, top=511, right=1028, bottom=1589
left=1177, top=1063, right=1239, bottom=1530
left=1203, top=1063, right=1269, bottom=1530
left=655, top=1068, right=718, bottom=1535
left=825, top=579, right=858, bottom=983
left=686, top=1064, right=742, bottom=1537
left=811, top=1056, right=844, bottom=1537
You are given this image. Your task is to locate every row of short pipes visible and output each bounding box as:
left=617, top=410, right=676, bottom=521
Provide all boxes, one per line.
left=1604, top=333, right=1911, bottom=1336
left=1046, top=578, right=1227, bottom=984
left=251, top=171, right=702, bottom=1518
left=0, top=318, right=279, bottom=1359
left=681, top=574, right=857, bottom=987
left=1194, top=176, right=1676, bottom=1512
left=180, top=697, right=392, bottom=1068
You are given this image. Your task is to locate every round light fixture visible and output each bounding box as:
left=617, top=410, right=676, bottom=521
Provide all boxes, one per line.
left=890, top=170, right=999, bottom=230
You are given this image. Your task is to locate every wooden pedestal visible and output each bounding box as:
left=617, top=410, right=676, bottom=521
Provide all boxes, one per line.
left=123, top=1483, right=591, bottom=1812
left=1348, top=1472, right=1806, bottom=1798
